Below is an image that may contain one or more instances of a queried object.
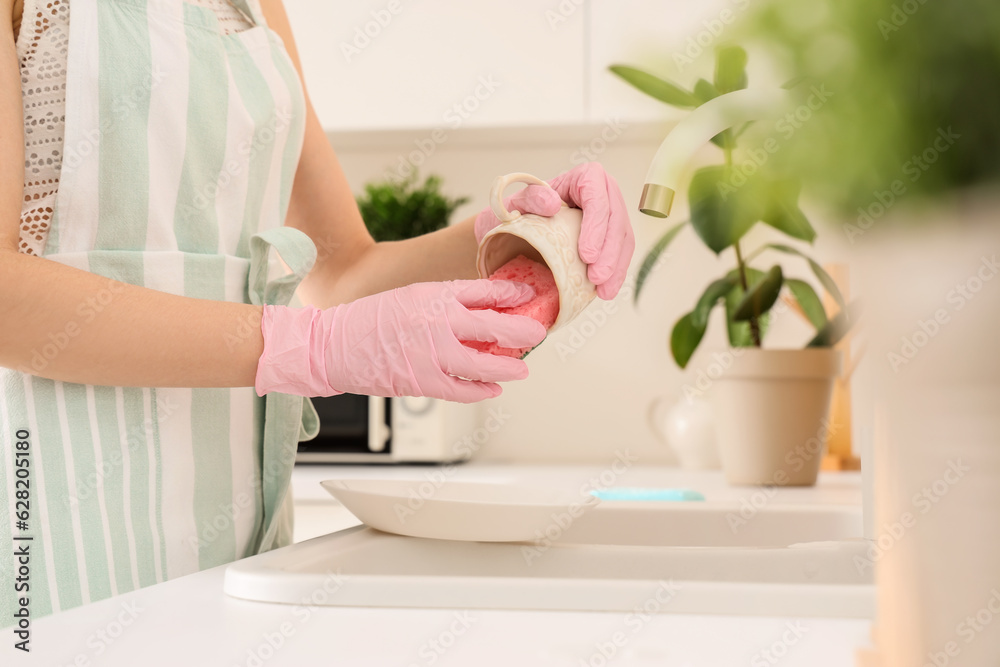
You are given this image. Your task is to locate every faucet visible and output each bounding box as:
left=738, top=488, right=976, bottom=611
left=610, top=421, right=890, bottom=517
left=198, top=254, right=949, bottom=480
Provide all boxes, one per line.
left=639, top=87, right=794, bottom=218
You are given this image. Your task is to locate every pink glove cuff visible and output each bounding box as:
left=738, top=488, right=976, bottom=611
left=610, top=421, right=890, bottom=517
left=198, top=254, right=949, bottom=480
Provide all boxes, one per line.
left=255, top=304, right=344, bottom=398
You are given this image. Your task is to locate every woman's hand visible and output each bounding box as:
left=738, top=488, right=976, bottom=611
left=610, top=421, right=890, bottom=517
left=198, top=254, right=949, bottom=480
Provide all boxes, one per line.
left=255, top=279, right=547, bottom=403
left=474, top=163, right=635, bottom=300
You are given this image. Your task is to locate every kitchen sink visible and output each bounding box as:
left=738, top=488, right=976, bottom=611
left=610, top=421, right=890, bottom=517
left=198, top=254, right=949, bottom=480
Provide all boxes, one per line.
left=225, top=498, right=873, bottom=618
left=553, top=501, right=861, bottom=548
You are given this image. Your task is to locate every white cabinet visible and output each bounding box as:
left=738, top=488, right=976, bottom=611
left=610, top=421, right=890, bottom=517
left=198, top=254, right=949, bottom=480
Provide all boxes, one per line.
left=588, top=0, right=747, bottom=124
left=283, top=0, right=764, bottom=131
left=283, top=0, right=586, bottom=130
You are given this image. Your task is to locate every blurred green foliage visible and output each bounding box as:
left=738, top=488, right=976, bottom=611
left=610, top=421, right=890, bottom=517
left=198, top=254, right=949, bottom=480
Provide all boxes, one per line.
left=613, top=48, right=853, bottom=367
left=357, top=174, right=469, bottom=242
left=742, top=0, right=1000, bottom=212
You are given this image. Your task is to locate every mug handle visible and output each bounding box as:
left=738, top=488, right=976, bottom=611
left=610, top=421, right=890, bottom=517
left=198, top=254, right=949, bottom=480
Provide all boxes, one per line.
left=489, top=172, right=560, bottom=224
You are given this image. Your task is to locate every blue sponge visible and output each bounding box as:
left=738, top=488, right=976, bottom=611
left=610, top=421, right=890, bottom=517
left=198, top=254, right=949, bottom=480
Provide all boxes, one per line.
left=590, top=488, right=706, bottom=502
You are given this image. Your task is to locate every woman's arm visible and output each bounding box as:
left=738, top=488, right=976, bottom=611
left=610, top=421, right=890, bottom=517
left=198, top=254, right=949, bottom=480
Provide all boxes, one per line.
left=0, top=10, right=264, bottom=387
left=259, top=0, right=481, bottom=311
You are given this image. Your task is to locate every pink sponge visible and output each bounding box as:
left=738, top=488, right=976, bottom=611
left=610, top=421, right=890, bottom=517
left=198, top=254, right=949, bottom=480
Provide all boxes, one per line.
left=463, top=255, right=560, bottom=359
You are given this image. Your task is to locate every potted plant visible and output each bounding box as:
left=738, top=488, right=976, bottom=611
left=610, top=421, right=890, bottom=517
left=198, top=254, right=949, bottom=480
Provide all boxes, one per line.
left=357, top=172, right=469, bottom=242
left=611, top=46, right=856, bottom=486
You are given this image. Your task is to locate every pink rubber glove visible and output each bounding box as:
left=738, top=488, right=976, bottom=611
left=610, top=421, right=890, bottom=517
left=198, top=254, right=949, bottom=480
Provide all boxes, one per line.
left=474, top=162, right=635, bottom=300
left=254, top=280, right=547, bottom=403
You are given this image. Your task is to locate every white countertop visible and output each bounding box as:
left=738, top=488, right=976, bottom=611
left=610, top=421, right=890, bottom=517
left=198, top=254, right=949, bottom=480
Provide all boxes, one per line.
left=8, top=464, right=872, bottom=667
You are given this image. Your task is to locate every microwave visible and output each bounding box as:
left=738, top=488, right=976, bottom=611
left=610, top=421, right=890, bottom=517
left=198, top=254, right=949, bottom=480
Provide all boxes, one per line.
left=297, top=394, right=477, bottom=463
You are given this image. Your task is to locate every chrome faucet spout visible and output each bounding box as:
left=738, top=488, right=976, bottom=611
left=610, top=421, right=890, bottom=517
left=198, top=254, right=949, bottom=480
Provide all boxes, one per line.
left=639, top=88, right=794, bottom=218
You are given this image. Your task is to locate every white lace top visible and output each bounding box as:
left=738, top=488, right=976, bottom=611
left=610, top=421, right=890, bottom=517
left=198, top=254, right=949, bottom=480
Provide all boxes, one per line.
left=15, top=0, right=256, bottom=255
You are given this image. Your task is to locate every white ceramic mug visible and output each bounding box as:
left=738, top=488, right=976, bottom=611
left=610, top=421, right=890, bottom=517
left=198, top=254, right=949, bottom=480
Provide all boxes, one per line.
left=476, top=172, right=597, bottom=332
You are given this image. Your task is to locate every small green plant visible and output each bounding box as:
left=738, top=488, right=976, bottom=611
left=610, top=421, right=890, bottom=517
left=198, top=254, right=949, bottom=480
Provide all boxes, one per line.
left=357, top=173, right=469, bottom=242
left=611, top=46, right=856, bottom=368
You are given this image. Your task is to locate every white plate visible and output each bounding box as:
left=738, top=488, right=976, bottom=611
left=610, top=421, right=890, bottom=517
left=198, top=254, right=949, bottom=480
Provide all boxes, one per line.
left=320, top=479, right=593, bottom=542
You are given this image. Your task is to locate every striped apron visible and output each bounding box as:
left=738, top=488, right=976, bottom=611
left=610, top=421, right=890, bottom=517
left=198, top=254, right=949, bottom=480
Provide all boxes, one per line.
left=0, top=0, right=319, bottom=624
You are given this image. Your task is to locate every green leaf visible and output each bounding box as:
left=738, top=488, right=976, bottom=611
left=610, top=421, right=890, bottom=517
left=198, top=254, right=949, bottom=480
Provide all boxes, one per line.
left=761, top=179, right=816, bottom=243
left=693, top=78, right=720, bottom=104
left=807, top=301, right=861, bottom=347
left=733, top=265, right=784, bottom=321
left=714, top=45, right=748, bottom=94
left=726, top=303, right=771, bottom=346
left=763, top=244, right=847, bottom=311
left=609, top=65, right=700, bottom=109
left=671, top=312, right=705, bottom=369
left=692, top=276, right=739, bottom=328
left=724, top=268, right=770, bottom=346
left=634, top=222, right=686, bottom=304
left=667, top=277, right=737, bottom=368
left=688, top=166, right=765, bottom=254
left=785, top=278, right=828, bottom=330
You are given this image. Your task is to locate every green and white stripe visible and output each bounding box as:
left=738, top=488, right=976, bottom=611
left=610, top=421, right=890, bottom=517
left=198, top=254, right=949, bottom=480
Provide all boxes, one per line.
left=1, top=0, right=315, bottom=626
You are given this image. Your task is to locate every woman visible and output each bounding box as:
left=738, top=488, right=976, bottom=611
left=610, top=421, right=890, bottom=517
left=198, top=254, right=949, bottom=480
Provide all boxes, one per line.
left=0, top=0, right=634, bottom=621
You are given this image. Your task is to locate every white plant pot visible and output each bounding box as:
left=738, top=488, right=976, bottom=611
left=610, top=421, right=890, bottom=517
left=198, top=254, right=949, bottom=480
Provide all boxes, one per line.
left=711, top=348, right=842, bottom=486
